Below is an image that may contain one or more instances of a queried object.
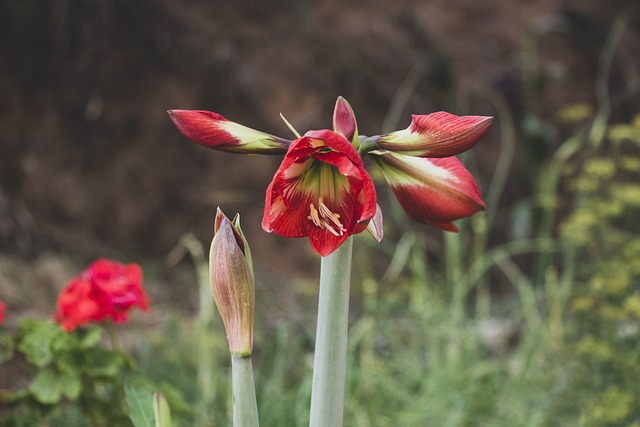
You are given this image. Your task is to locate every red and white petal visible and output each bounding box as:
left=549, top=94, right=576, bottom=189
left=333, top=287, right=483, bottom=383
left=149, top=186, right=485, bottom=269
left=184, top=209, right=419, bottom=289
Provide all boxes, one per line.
left=353, top=173, right=378, bottom=234
left=168, top=110, right=290, bottom=154
left=262, top=169, right=311, bottom=238
left=376, top=112, right=492, bottom=157
left=373, top=153, right=484, bottom=231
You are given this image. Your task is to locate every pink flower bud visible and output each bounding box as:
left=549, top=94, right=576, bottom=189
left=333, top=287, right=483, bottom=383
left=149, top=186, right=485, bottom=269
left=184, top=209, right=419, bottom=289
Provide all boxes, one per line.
left=210, top=208, right=255, bottom=356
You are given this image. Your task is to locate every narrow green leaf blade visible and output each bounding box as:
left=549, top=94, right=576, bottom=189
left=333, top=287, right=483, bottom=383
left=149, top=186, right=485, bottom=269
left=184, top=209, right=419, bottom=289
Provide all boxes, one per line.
left=154, top=391, right=172, bottom=427
left=125, top=384, right=154, bottom=427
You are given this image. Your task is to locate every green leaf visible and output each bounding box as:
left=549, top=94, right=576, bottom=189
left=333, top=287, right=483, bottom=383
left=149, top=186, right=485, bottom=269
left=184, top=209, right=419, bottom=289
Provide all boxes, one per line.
left=84, top=347, right=128, bottom=377
left=17, top=319, right=62, bottom=368
left=79, top=326, right=103, bottom=348
left=0, top=333, right=14, bottom=363
left=154, top=392, right=172, bottom=427
left=59, top=371, right=82, bottom=400
left=125, top=384, right=155, bottom=427
left=56, top=350, right=81, bottom=374
left=29, top=368, right=62, bottom=404
left=155, top=383, right=191, bottom=415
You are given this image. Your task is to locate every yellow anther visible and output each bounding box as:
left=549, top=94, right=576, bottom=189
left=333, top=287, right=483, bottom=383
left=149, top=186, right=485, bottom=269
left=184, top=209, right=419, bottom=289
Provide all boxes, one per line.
left=308, top=197, right=346, bottom=236
left=308, top=203, right=322, bottom=228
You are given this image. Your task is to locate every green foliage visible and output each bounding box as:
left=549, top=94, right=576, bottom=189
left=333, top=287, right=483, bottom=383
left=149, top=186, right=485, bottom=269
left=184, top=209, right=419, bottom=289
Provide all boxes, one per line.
left=124, top=383, right=175, bottom=427
left=0, top=319, right=134, bottom=426
left=561, top=115, right=640, bottom=427
left=154, top=391, right=173, bottom=427
left=126, top=384, right=156, bottom=427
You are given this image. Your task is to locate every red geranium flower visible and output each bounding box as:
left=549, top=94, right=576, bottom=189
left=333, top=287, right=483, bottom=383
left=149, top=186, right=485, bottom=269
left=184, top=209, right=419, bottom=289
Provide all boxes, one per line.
left=55, top=259, right=149, bottom=332
left=0, top=300, right=5, bottom=326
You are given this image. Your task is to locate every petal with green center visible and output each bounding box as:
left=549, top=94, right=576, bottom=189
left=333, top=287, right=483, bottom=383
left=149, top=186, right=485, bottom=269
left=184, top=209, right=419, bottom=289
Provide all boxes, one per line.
left=168, top=110, right=291, bottom=154
left=375, top=112, right=492, bottom=157
left=371, top=151, right=484, bottom=231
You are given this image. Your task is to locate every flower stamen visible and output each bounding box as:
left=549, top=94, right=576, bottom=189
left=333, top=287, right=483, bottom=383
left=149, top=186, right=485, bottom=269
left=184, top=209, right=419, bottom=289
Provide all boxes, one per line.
left=307, top=197, right=346, bottom=236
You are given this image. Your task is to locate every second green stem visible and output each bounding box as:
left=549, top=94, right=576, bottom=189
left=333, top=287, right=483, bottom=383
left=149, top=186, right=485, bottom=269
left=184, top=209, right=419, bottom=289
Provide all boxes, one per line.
left=309, top=237, right=353, bottom=427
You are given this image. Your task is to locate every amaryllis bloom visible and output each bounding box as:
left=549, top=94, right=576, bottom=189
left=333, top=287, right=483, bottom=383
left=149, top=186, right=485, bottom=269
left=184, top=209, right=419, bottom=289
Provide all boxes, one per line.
left=169, top=97, right=492, bottom=256
left=54, top=259, right=149, bottom=332
left=370, top=152, right=485, bottom=231
left=168, top=110, right=290, bottom=154
left=262, top=129, right=377, bottom=257
left=371, top=112, right=492, bottom=157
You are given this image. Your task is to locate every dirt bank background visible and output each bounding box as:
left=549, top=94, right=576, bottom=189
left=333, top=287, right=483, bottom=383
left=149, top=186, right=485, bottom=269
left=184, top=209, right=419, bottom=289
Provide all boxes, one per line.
left=0, top=0, right=638, bottom=315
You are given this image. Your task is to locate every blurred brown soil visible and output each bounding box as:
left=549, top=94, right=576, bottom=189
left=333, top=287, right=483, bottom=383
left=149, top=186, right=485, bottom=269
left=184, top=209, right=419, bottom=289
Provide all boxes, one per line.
left=0, top=0, right=639, bottom=322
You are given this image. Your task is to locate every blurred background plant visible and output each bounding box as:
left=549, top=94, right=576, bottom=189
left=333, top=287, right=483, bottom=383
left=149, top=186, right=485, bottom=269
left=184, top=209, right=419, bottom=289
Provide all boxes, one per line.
left=1, top=0, right=640, bottom=426
left=561, top=114, right=640, bottom=426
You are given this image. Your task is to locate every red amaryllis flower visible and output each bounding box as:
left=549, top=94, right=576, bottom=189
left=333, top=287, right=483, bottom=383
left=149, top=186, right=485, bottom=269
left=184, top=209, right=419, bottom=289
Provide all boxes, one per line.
left=169, top=97, right=492, bottom=254
left=54, top=259, right=149, bottom=332
left=0, top=300, right=5, bottom=326
left=262, top=129, right=377, bottom=257
left=370, top=151, right=484, bottom=231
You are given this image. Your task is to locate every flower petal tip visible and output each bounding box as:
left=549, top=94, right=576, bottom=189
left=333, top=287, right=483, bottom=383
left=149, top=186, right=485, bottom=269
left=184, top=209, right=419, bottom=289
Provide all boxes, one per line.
left=333, top=97, right=358, bottom=143
left=366, top=204, right=384, bottom=243
left=168, top=109, right=290, bottom=154
left=377, top=111, right=493, bottom=157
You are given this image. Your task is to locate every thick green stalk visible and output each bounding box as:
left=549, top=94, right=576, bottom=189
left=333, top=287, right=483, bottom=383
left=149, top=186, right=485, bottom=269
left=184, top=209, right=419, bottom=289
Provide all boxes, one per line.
left=309, top=237, right=353, bottom=427
left=231, top=355, right=259, bottom=427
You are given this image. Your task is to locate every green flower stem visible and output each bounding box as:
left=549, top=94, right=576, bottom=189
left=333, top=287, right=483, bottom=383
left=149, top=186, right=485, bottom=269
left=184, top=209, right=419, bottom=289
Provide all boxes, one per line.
left=309, top=236, right=353, bottom=427
left=105, top=321, right=120, bottom=350
left=231, top=355, right=259, bottom=427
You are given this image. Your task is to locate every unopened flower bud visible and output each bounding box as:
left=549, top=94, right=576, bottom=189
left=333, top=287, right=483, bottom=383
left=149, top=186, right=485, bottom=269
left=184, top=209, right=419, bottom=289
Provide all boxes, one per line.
left=210, top=208, right=255, bottom=356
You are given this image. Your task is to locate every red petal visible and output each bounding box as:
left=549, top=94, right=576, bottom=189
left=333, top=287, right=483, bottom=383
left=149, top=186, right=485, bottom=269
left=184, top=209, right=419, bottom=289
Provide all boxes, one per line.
left=376, top=154, right=484, bottom=231
left=377, top=112, right=492, bottom=157
left=262, top=184, right=312, bottom=238
left=353, top=174, right=377, bottom=234
left=332, top=97, right=358, bottom=143
left=305, top=130, right=364, bottom=166
left=304, top=183, right=355, bottom=256
left=169, top=110, right=238, bottom=146
left=307, top=226, right=350, bottom=257
left=168, top=110, right=290, bottom=154
left=410, top=112, right=492, bottom=157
